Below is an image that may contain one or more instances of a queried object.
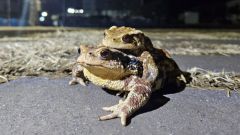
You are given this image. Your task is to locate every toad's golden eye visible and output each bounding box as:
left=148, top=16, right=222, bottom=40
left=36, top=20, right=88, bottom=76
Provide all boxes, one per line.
left=122, top=34, right=134, bottom=43
left=78, top=48, right=81, bottom=54
left=100, top=50, right=109, bottom=58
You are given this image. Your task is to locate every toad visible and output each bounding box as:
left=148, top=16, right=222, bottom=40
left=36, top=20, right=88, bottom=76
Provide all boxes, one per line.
left=98, top=26, right=188, bottom=84
left=71, top=45, right=164, bottom=126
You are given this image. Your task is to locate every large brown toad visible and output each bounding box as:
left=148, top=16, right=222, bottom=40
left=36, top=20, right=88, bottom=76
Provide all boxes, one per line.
left=98, top=26, right=188, bottom=84
left=71, top=45, right=164, bottom=126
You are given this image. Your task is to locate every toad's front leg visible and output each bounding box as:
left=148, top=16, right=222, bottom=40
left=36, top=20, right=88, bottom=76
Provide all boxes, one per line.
left=99, top=76, right=152, bottom=126
left=69, top=63, right=88, bottom=86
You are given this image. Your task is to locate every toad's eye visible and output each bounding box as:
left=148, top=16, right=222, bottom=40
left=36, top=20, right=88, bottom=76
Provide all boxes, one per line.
left=100, top=50, right=109, bottom=58
left=78, top=48, right=81, bottom=54
left=103, top=32, right=106, bottom=37
left=122, top=35, right=134, bottom=43
left=137, top=33, right=144, bottom=38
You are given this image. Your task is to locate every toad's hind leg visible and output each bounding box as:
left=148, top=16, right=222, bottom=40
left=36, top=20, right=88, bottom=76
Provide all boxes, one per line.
left=69, top=64, right=88, bottom=86
left=99, top=76, right=152, bottom=126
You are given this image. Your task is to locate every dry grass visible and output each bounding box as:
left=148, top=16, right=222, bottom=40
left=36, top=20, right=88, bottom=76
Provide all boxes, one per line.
left=0, top=39, right=75, bottom=83
left=0, top=29, right=240, bottom=95
left=187, top=67, right=240, bottom=95
left=0, top=30, right=103, bottom=83
left=153, top=41, right=240, bottom=56
left=145, top=31, right=240, bottom=40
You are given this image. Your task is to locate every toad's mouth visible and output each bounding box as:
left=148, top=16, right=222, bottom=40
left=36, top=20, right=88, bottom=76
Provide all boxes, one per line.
left=101, top=42, right=139, bottom=49
left=78, top=62, right=103, bottom=68
left=111, top=44, right=137, bottom=49
left=78, top=62, right=122, bottom=71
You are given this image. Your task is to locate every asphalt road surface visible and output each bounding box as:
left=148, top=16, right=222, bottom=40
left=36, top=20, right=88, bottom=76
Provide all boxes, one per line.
left=0, top=55, right=239, bottom=135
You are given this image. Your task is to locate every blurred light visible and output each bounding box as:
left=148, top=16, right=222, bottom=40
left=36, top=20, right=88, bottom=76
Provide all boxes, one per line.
left=53, top=20, right=58, bottom=26
left=67, top=8, right=84, bottom=14
left=51, top=15, right=58, bottom=20
left=74, top=10, right=79, bottom=13
left=41, top=11, right=48, bottom=17
left=39, top=17, right=45, bottom=22
left=67, top=8, right=74, bottom=14
left=79, top=9, right=84, bottom=13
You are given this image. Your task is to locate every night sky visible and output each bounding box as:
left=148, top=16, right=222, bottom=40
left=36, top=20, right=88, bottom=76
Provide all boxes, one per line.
left=0, top=0, right=239, bottom=27
left=40, top=0, right=231, bottom=14
left=39, top=0, right=240, bottom=27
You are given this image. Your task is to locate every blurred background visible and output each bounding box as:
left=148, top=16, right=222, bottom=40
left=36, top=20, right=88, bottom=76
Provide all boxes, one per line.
left=0, top=0, right=240, bottom=28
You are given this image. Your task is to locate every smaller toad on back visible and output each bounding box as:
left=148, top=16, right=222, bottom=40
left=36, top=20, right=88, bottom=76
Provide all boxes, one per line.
left=99, top=26, right=187, bottom=85
left=100, top=26, right=147, bottom=51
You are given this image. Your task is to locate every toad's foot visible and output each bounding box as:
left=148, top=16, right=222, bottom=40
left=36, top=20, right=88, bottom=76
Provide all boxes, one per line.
left=99, top=80, right=152, bottom=126
left=69, top=77, right=88, bottom=86
left=69, top=63, right=88, bottom=86
left=99, top=100, right=128, bottom=126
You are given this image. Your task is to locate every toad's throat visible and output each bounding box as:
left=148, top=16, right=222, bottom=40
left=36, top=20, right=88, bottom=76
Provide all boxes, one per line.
left=79, top=63, right=135, bottom=80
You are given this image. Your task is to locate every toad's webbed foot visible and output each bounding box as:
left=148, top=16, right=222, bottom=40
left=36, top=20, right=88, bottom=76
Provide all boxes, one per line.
left=99, top=78, right=152, bottom=126
left=98, top=99, right=128, bottom=126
